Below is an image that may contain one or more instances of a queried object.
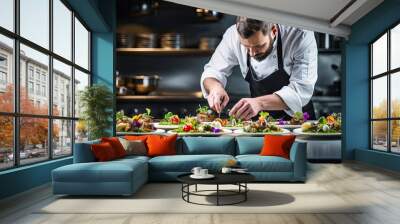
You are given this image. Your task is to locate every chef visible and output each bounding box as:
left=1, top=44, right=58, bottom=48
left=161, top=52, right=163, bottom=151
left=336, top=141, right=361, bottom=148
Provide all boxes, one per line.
left=200, top=16, right=317, bottom=120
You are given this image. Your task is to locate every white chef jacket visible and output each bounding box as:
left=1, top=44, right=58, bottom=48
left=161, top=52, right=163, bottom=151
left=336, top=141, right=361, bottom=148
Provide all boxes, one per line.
left=200, top=24, right=318, bottom=116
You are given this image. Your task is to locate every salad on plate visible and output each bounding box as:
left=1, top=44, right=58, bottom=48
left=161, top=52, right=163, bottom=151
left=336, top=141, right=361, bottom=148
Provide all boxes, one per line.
left=116, top=109, right=158, bottom=133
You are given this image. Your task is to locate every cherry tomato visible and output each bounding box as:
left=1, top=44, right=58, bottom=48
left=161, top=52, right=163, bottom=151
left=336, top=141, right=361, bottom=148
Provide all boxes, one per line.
left=171, top=116, right=180, bottom=124
left=183, top=124, right=193, bottom=132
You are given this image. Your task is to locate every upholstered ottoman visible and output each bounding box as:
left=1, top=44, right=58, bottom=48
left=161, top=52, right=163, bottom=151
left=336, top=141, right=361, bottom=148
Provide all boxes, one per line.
left=52, top=156, right=149, bottom=196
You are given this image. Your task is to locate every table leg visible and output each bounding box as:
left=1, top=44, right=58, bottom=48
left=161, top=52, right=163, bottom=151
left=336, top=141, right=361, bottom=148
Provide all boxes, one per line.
left=245, top=183, right=247, bottom=201
left=195, top=184, right=197, bottom=192
left=217, top=184, right=219, bottom=206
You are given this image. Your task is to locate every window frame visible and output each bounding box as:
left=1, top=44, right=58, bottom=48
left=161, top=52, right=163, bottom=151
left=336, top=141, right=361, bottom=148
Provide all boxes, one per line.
left=0, top=0, right=92, bottom=171
left=370, top=20, right=400, bottom=154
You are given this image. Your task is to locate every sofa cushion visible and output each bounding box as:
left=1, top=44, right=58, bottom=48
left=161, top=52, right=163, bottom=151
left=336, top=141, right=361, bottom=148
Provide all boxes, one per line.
left=236, top=137, right=263, bottom=155
left=119, top=138, right=147, bottom=156
left=53, top=158, right=147, bottom=183
left=180, top=137, right=235, bottom=155
left=236, top=155, right=293, bottom=172
left=260, top=135, right=296, bottom=159
left=147, top=134, right=178, bottom=157
left=91, top=142, right=118, bottom=162
left=101, top=137, right=127, bottom=158
left=149, top=154, right=235, bottom=172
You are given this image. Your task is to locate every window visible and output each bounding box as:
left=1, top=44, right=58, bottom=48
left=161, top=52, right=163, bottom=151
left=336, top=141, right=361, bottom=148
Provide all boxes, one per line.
left=20, top=0, right=49, bottom=49
left=74, top=17, right=90, bottom=70
left=0, top=0, right=14, bottom=32
left=0, top=0, right=91, bottom=170
left=0, top=34, right=13, bottom=113
left=370, top=23, right=400, bottom=154
left=28, top=81, right=34, bottom=94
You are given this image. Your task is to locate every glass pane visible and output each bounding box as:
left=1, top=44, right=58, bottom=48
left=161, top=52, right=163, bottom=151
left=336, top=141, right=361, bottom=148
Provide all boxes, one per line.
left=53, top=119, right=72, bottom=158
left=20, top=0, right=49, bottom=49
left=391, top=24, right=400, bottom=70
left=75, top=120, right=88, bottom=143
left=372, top=33, right=387, bottom=76
left=372, top=121, right=388, bottom=151
left=53, top=0, right=72, bottom=60
left=74, top=17, right=89, bottom=70
left=74, top=69, right=89, bottom=118
left=20, top=117, right=49, bottom=165
left=0, top=34, right=14, bottom=112
left=372, top=76, right=387, bottom=119
left=0, top=0, right=14, bottom=31
left=391, top=120, right=400, bottom=153
left=0, top=116, right=14, bottom=170
left=391, top=72, right=400, bottom=118
left=20, top=44, right=49, bottom=115
left=53, top=59, right=72, bottom=117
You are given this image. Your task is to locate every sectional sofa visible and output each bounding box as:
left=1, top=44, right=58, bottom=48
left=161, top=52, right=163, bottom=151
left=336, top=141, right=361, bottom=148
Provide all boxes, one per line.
left=52, top=136, right=307, bottom=196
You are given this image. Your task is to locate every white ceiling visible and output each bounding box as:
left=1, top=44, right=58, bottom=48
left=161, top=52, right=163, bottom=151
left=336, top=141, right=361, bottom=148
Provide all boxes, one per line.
left=165, top=0, right=384, bottom=37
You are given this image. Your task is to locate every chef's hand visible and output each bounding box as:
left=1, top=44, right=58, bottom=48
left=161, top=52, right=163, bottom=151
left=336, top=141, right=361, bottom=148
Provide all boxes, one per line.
left=229, top=98, right=262, bottom=120
left=207, top=87, right=229, bottom=114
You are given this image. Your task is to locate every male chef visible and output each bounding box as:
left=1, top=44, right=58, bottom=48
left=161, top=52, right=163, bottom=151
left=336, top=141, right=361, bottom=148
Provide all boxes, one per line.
left=200, top=16, right=318, bottom=120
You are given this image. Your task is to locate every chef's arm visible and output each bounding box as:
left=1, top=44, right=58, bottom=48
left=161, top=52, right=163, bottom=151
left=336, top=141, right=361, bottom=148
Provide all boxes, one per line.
left=274, top=31, right=318, bottom=116
left=254, top=93, right=289, bottom=110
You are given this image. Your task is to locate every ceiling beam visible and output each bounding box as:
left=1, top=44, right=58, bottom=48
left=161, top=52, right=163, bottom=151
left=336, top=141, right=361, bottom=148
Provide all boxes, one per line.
left=165, top=0, right=351, bottom=37
left=330, top=0, right=368, bottom=27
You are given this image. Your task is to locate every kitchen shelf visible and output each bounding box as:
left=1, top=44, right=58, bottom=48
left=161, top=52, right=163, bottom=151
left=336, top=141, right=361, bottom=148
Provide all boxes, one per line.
left=117, top=94, right=247, bottom=102
left=117, top=95, right=205, bottom=102
left=312, top=96, right=341, bottom=102
left=116, top=48, right=214, bottom=56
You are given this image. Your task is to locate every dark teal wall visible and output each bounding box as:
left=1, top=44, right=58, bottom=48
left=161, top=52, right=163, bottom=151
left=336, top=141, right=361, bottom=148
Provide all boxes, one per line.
left=344, top=0, right=400, bottom=170
left=92, top=0, right=116, bottom=135
left=0, top=0, right=116, bottom=200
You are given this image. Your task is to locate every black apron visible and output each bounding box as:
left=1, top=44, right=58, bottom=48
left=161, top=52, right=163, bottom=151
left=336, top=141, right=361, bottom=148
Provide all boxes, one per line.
left=244, top=27, right=315, bottom=120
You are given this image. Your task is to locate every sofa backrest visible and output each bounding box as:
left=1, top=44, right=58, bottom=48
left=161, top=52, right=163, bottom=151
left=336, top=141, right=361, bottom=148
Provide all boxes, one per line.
left=73, top=139, right=100, bottom=163
left=178, top=137, right=235, bottom=155
left=235, top=137, right=264, bottom=155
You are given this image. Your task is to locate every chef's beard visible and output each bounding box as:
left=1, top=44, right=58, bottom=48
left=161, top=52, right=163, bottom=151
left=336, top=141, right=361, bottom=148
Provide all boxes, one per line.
left=252, top=36, right=274, bottom=62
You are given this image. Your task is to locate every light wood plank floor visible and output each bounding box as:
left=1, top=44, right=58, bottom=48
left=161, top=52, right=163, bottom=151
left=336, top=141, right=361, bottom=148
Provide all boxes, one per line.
left=1, top=161, right=400, bottom=224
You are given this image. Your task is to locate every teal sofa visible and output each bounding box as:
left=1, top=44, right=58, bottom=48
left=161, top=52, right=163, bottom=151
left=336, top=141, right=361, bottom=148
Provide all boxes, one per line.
left=52, top=137, right=307, bottom=196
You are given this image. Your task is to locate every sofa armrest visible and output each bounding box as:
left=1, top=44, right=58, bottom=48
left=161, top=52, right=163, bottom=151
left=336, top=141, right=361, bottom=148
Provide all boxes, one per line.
left=289, top=141, right=307, bottom=181
left=73, top=140, right=100, bottom=163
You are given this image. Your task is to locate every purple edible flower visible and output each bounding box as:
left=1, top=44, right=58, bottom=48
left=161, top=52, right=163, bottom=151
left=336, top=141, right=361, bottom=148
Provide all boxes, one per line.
left=303, top=112, right=310, bottom=121
left=132, top=121, right=142, bottom=127
left=277, top=118, right=286, bottom=125
left=211, top=127, right=221, bottom=133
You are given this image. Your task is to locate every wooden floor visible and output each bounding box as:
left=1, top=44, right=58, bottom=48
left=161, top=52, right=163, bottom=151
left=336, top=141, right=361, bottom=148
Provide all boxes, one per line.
left=1, top=161, right=400, bottom=224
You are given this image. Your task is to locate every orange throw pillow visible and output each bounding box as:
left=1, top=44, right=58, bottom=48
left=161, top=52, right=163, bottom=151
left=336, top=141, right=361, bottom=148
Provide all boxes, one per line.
left=260, top=135, right=296, bottom=159
left=101, top=137, right=127, bottom=158
left=91, top=142, right=117, bottom=162
left=146, top=135, right=178, bottom=157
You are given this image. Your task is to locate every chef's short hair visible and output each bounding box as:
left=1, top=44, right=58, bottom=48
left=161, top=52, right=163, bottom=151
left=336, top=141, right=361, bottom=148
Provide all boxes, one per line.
left=236, top=16, right=274, bottom=38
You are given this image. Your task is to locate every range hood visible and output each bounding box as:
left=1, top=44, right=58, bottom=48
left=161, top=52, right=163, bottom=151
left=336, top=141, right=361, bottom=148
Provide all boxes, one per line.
left=164, top=0, right=383, bottom=37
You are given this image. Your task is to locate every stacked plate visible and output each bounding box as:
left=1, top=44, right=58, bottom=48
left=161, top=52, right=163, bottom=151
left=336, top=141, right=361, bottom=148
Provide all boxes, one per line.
left=199, top=37, right=221, bottom=50
left=135, top=33, right=158, bottom=48
left=160, top=33, right=185, bottom=49
left=117, top=33, right=134, bottom=48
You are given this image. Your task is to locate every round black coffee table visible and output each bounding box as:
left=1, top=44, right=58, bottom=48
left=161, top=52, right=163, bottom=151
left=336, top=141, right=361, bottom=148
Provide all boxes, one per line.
left=177, top=173, right=255, bottom=206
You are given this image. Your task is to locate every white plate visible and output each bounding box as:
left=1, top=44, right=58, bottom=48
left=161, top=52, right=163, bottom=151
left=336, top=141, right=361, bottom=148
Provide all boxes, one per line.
left=201, top=121, right=243, bottom=130
left=116, top=129, right=165, bottom=135
left=277, top=124, right=302, bottom=129
left=292, top=128, right=341, bottom=136
left=233, top=128, right=291, bottom=136
left=167, top=129, right=232, bottom=136
left=153, top=122, right=180, bottom=130
left=190, top=174, right=215, bottom=179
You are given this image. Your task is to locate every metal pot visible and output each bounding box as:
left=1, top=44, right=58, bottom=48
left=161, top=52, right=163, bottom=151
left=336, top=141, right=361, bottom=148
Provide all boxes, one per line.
left=133, top=75, right=160, bottom=95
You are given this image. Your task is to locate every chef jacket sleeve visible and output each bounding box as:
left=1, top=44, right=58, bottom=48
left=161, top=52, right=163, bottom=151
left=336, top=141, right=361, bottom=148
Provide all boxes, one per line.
left=274, top=31, right=318, bottom=117
left=200, top=28, right=239, bottom=98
